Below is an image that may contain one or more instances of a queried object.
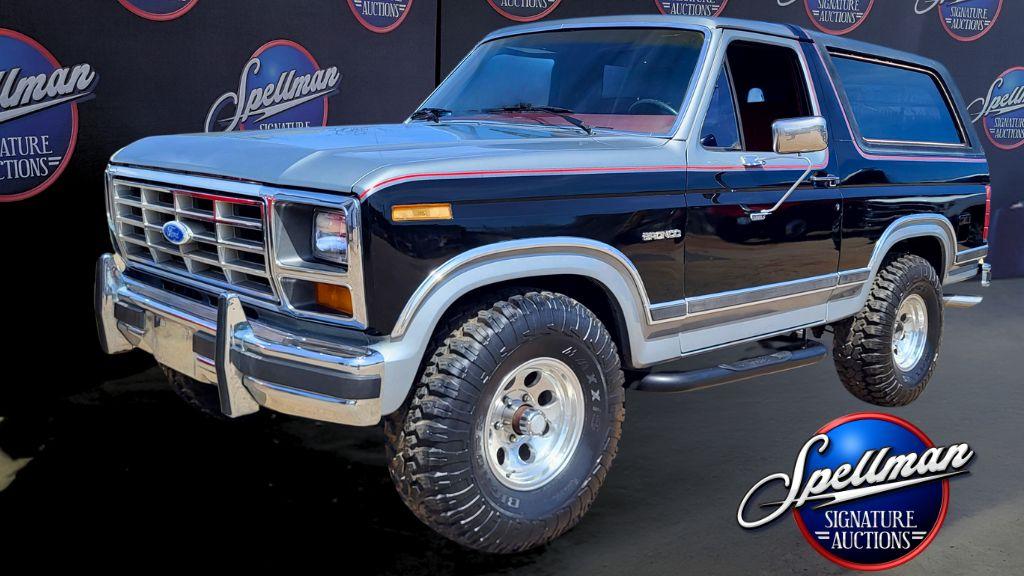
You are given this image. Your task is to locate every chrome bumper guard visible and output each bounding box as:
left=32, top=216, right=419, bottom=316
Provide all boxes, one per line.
left=95, top=253, right=383, bottom=426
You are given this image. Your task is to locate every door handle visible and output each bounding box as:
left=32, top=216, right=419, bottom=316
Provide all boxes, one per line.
left=740, top=154, right=766, bottom=168
left=810, top=174, right=840, bottom=188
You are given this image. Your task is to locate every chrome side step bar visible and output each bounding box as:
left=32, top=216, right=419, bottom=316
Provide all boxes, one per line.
left=632, top=340, right=828, bottom=394
left=943, top=294, right=983, bottom=309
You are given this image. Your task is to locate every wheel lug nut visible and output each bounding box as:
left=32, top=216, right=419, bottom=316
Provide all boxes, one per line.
left=508, top=434, right=517, bottom=443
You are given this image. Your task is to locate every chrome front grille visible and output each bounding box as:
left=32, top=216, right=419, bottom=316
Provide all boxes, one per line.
left=110, top=180, right=276, bottom=299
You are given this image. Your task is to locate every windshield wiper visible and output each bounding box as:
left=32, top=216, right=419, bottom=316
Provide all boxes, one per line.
left=483, top=104, right=593, bottom=135
left=410, top=107, right=451, bottom=123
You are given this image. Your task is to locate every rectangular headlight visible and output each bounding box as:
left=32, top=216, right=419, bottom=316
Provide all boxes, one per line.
left=313, top=208, right=348, bottom=265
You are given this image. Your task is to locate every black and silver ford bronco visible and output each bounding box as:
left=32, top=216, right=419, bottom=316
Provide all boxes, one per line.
left=97, top=16, right=991, bottom=552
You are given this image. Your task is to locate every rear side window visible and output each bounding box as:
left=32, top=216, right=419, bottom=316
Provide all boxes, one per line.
left=831, top=54, right=964, bottom=146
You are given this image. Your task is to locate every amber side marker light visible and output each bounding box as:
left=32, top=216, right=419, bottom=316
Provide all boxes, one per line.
left=392, top=203, right=453, bottom=222
left=315, top=283, right=353, bottom=316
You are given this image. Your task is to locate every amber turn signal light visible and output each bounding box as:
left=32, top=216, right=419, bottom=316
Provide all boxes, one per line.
left=315, top=283, right=353, bottom=316
left=392, top=203, right=453, bottom=222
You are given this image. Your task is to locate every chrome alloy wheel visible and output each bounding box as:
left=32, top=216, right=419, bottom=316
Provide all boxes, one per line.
left=892, top=294, right=929, bottom=371
left=483, top=357, right=586, bottom=491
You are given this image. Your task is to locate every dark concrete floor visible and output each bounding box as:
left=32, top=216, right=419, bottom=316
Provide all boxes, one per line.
left=1, top=279, right=1020, bottom=574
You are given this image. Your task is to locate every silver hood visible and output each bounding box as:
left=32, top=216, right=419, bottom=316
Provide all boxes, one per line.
left=110, top=122, right=672, bottom=196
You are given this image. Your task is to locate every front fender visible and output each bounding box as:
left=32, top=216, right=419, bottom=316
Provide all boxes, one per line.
left=373, top=237, right=671, bottom=414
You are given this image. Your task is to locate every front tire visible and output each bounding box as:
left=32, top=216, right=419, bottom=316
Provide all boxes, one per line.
left=832, top=254, right=943, bottom=407
left=385, top=291, right=625, bottom=553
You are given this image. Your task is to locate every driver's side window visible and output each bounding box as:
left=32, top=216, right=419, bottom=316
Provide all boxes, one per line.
left=700, top=67, right=742, bottom=150
left=700, top=40, right=813, bottom=152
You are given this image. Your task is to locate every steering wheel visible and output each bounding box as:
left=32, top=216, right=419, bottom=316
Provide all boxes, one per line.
left=627, top=98, right=678, bottom=116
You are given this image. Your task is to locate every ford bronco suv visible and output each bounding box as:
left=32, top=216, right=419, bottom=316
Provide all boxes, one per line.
left=96, top=16, right=991, bottom=553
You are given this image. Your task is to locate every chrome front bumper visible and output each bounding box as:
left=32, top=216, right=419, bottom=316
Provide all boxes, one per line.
left=95, top=253, right=383, bottom=426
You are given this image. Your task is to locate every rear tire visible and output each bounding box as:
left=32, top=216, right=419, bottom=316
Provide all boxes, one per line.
left=385, top=291, right=625, bottom=553
left=832, top=254, right=943, bottom=407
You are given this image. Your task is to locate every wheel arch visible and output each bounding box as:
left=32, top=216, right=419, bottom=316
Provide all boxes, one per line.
left=867, top=214, right=956, bottom=284
left=377, top=238, right=650, bottom=414
left=444, top=275, right=633, bottom=359
left=887, top=236, right=946, bottom=280
left=828, top=214, right=957, bottom=324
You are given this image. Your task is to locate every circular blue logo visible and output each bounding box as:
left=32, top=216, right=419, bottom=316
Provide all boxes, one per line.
left=655, top=1, right=728, bottom=17
left=0, top=29, right=97, bottom=203
left=939, top=0, right=1003, bottom=42
left=205, top=40, right=341, bottom=132
left=739, top=413, right=974, bottom=570
left=347, top=0, right=414, bottom=33
left=970, top=67, right=1024, bottom=151
left=794, top=414, right=955, bottom=570
left=804, top=0, right=874, bottom=35
left=486, top=0, right=561, bottom=22
left=117, top=0, right=199, bottom=21
left=162, top=220, right=193, bottom=246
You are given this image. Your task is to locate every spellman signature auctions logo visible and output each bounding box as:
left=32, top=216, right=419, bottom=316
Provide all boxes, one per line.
left=778, top=0, right=874, bottom=35
left=0, top=29, right=98, bottom=203
left=117, top=0, right=199, bottom=21
left=655, top=0, right=729, bottom=17
left=205, top=40, right=341, bottom=133
left=915, top=0, right=1003, bottom=42
left=969, top=67, right=1024, bottom=151
left=487, top=0, right=561, bottom=23
left=348, top=0, right=414, bottom=34
left=738, top=413, right=973, bottom=570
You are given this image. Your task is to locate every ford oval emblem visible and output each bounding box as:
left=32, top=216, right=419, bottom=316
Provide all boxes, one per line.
left=162, top=220, right=193, bottom=246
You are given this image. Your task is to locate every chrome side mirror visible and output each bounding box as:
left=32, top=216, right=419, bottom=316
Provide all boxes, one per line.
left=772, top=116, right=828, bottom=155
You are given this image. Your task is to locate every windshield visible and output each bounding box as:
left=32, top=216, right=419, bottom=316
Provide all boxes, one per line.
left=419, top=28, right=706, bottom=135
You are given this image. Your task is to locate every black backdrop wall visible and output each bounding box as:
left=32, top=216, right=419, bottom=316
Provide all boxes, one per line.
left=0, top=1, right=1019, bottom=378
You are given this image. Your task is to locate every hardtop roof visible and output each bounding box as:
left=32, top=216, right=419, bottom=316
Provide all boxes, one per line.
left=480, top=15, right=949, bottom=74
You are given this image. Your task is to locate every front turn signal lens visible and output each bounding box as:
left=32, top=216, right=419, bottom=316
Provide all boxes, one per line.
left=392, top=203, right=453, bottom=222
left=315, top=283, right=353, bottom=316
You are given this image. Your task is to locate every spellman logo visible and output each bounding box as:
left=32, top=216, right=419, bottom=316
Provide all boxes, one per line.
left=0, top=29, right=97, bottom=203
left=117, top=0, right=199, bottom=21
left=204, top=40, right=341, bottom=133
left=738, top=413, right=973, bottom=570
left=655, top=0, right=729, bottom=17
left=915, top=0, right=1003, bottom=42
left=969, top=67, right=1024, bottom=151
left=487, top=0, right=561, bottom=23
left=347, top=0, right=414, bottom=34
left=780, top=0, right=874, bottom=35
